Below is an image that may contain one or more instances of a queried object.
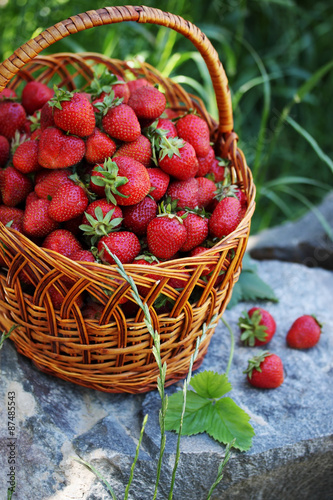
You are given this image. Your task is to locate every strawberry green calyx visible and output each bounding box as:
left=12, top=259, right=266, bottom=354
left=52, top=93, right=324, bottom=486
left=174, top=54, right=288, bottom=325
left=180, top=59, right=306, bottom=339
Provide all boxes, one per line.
left=238, top=309, right=268, bottom=346
left=158, top=135, right=185, bottom=162
left=93, top=92, right=123, bottom=117
left=157, top=200, right=186, bottom=223
left=243, top=351, right=271, bottom=379
left=134, top=253, right=160, bottom=264
left=48, top=85, right=75, bottom=110
left=311, top=314, right=324, bottom=329
left=87, top=69, right=126, bottom=99
left=79, top=206, right=123, bottom=245
left=91, top=158, right=129, bottom=205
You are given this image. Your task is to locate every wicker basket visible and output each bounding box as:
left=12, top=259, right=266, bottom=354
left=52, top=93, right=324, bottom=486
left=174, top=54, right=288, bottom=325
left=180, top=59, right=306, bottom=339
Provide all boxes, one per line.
left=0, top=6, right=255, bottom=393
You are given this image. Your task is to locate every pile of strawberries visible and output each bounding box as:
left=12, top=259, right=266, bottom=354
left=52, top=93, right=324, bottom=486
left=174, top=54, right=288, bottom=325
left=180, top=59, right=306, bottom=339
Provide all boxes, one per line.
left=0, top=70, right=247, bottom=311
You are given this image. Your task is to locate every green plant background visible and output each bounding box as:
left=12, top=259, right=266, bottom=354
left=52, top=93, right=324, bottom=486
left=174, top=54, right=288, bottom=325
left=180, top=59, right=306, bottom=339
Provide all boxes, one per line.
left=1, top=0, right=332, bottom=234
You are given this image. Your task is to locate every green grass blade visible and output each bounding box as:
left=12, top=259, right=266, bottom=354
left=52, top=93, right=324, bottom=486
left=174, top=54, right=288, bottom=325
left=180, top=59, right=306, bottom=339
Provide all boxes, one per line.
left=284, top=116, right=333, bottom=174
left=124, top=414, right=148, bottom=500
left=275, top=185, right=333, bottom=241
left=74, top=456, right=117, bottom=499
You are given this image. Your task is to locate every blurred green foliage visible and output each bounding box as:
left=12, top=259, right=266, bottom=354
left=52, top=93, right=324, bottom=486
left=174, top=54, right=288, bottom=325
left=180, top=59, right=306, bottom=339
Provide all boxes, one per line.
left=0, top=0, right=332, bottom=233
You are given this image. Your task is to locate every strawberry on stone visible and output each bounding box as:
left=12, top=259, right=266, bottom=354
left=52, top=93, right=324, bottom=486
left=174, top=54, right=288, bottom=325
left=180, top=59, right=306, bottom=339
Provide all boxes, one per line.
left=21, top=81, right=54, bottom=115
left=23, top=198, right=59, bottom=237
left=38, top=127, right=85, bottom=169
left=49, top=87, right=95, bottom=137
left=176, top=113, right=210, bottom=158
left=48, top=181, right=89, bottom=222
left=85, top=127, right=117, bottom=165
left=0, top=166, right=33, bottom=207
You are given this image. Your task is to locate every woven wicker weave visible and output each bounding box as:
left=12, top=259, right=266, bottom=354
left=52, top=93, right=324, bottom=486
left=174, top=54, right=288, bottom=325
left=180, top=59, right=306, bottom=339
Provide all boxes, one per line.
left=0, top=6, right=255, bottom=393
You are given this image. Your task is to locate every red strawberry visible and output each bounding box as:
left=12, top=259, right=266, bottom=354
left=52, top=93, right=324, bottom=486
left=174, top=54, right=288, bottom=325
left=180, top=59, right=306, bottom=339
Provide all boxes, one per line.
left=156, top=118, right=177, bottom=138
left=98, top=231, right=141, bottom=264
left=176, top=113, right=210, bottom=158
left=286, top=315, right=322, bottom=349
left=147, top=215, right=187, bottom=260
left=0, top=166, right=33, bottom=207
left=189, top=246, right=218, bottom=277
left=71, top=249, right=95, bottom=263
left=42, top=229, right=82, bottom=258
left=80, top=199, right=123, bottom=244
left=63, top=214, right=84, bottom=236
left=13, top=139, right=40, bottom=174
left=238, top=308, right=277, bottom=347
left=208, top=157, right=227, bottom=183
left=159, top=140, right=198, bottom=181
left=127, top=78, right=152, bottom=94
left=23, top=199, right=59, bottom=237
left=34, top=169, right=71, bottom=199
left=0, top=136, right=10, bottom=167
left=147, top=168, right=170, bottom=201
left=102, top=103, right=141, bottom=142
left=48, top=181, right=89, bottom=222
left=40, top=102, right=55, bottom=130
left=50, top=89, right=95, bottom=137
left=0, top=206, right=24, bottom=228
left=21, top=81, right=54, bottom=115
left=122, top=196, right=157, bottom=236
left=0, top=88, right=17, bottom=101
left=85, top=127, right=117, bottom=164
left=244, top=351, right=284, bottom=389
left=116, top=134, right=152, bottom=167
left=166, top=178, right=199, bottom=209
left=196, top=177, right=217, bottom=209
left=178, top=210, right=209, bottom=252
left=128, top=86, right=166, bottom=123
left=208, top=197, right=241, bottom=238
left=0, top=101, right=26, bottom=139
left=38, top=127, right=85, bottom=169
left=25, top=191, right=39, bottom=207
left=196, top=146, right=215, bottom=177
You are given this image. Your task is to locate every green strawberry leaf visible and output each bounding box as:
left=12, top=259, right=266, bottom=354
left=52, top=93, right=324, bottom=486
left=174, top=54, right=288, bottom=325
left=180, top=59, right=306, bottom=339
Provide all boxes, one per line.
left=209, top=398, right=255, bottom=452
left=165, top=371, right=254, bottom=451
left=190, top=371, right=232, bottom=399
left=227, top=254, right=278, bottom=309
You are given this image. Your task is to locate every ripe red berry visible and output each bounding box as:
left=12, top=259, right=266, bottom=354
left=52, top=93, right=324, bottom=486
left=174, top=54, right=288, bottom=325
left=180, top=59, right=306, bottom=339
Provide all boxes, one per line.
left=286, top=315, right=322, bottom=349
left=209, top=197, right=241, bottom=238
left=98, top=231, right=141, bottom=265
left=23, top=199, right=59, bottom=238
left=147, top=215, right=187, bottom=260
left=38, top=127, right=85, bottom=170
left=244, top=351, right=284, bottom=389
left=48, top=181, right=89, bottom=222
left=21, top=81, right=54, bottom=115
left=238, top=308, right=277, bottom=347
left=42, top=229, right=82, bottom=258
left=0, top=101, right=26, bottom=139
left=51, top=91, right=96, bottom=137
left=176, top=113, right=210, bottom=158
left=0, top=135, right=10, bottom=167
left=0, top=166, right=33, bottom=207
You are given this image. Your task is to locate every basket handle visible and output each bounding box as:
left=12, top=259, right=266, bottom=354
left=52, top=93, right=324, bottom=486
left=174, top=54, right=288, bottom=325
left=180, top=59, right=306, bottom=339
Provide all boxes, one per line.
left=0, top=5, right=234, bottom=134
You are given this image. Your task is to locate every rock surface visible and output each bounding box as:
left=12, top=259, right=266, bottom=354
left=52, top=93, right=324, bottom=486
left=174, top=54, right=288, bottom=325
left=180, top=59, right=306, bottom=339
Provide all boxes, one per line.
left=0, top=260, right=333, bottom=499
left=248, top=191, right=333, bottom=270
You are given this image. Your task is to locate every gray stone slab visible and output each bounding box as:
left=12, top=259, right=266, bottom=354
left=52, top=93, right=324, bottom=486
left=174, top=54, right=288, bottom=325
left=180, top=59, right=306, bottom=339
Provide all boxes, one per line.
left=248, top=191, right=333, bottom=269
left=0, top=260, right=333, bottom=499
